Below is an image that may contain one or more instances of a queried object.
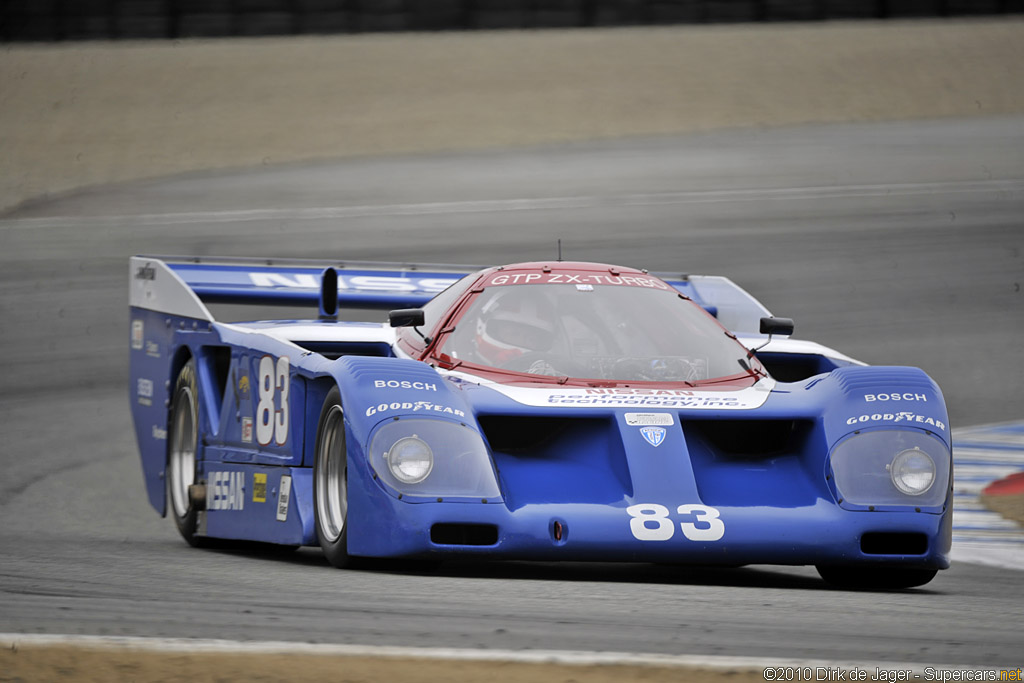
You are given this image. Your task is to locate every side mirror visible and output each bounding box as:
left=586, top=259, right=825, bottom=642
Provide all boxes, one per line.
left=759, top=316, right=794, bottom=336
left=389, top=308, right=426, bottom=328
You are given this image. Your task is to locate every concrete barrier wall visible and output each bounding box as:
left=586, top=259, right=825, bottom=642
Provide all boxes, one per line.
left=2, top=0, right=1021, bottom=41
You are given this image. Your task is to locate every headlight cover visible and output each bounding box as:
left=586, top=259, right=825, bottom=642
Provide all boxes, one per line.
left=829, top=429, right=950, bottom=509
left=369, top=418, right=501, bottom=500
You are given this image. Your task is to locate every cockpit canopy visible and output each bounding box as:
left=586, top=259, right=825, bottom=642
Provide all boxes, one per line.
left=399, top=263, right=763, bottom=385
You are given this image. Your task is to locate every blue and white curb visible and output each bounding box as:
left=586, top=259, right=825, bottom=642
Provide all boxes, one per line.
left=949, top=421, right=1024, bottom=570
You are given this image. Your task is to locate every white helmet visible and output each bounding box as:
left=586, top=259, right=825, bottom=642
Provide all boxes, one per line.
left=474, top=289, right=556, bottom=367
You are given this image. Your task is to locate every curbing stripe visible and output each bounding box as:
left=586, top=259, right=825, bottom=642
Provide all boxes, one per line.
left=951, top=421, right=1024, bottom=569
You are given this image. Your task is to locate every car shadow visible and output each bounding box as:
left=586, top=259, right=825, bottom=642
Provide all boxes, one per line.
left=202, top=542, right=940, bottom=594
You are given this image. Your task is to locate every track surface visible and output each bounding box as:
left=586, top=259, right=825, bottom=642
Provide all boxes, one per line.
left=1, top=117, right=1023, bottom=666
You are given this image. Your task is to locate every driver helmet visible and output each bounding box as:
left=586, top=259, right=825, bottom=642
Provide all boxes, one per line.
left=474, top=288, right=556, bottom=367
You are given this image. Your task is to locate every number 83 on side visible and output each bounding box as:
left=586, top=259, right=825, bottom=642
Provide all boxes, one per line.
left=627, top=503, right=725, bottom=541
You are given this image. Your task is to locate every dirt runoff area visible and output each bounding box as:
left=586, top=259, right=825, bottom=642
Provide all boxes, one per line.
left=2, top=18, right=1024, bottom=213
left=0, top=642, right=780, bottom=683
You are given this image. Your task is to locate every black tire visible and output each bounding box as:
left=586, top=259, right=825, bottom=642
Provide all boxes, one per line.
left=314, top=387, right=358, bottom=568
left=816, top=565, right=938, bottom=590
left=168, top=358, right=205, bottom=547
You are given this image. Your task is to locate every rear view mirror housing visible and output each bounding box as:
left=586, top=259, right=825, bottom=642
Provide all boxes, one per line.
left=760, top=316, right=795, bottom=336
left=389, top=308, right=426, bottom=328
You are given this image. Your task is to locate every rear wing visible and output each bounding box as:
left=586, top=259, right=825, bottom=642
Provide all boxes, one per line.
left=129, top=255, right=771, bottom=333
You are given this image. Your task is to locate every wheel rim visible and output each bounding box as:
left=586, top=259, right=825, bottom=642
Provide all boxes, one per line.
left=316, top=405, right=347, bottom=542
left=169, top=386, right=196, bottom=519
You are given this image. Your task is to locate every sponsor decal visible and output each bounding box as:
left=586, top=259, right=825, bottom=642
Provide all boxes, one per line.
left=134, top=264, right=156, bottom=281
left=625, top=412, right=675, bottom=426
left=253, top=473, right=267, bottom=503
left=576, top=284, right=594, bottom=292
left=145, top=340, right=160, bottom=358
left=640, top=426, right=667, bottom=447
left=152, top=425, right=167, bottom=440
left=137, top=378, right=154, bottom=406
left=248, top=272, right=456, bottom=295
left=490, top=383, right=773, bottom=410
left=207, top=471, right=245, bottom=511
left=365, top=401, right=465, bottom=418
left=241, top=416, right=254, bottom=444
left=846, top=412, right=946, bottom=431
left=489, top=272, right=670, bottom=290
left=131, top=320, right=144, bottom=350
left=238, top=375, right=250, bottom=394
left=373, top=379, right=437, bottom=391
left=865, top=393, right=928, bottom=402
left=276, top=475, right=292, bottom=522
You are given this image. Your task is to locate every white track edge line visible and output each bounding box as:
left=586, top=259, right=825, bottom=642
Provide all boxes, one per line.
left=0, top=634, right=1015, bottom=673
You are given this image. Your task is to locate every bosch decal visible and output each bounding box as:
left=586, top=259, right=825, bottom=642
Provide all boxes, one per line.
left=846, top=412, right=946, bottom=431
left=865, top=393, right=928, bottom=402
left=373, top=379, right=438, bottom=391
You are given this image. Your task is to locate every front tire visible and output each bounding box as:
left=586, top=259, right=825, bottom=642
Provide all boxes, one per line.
left=816, top=565, right=938, bottom=590
left=314, top=387, right=357, bottom=568
left=168, top=358, right=203, bottom=546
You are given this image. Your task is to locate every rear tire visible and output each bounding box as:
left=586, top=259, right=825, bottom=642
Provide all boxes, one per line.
left=314, top=387, right=357, bottom=568
left=168, top=358, right=204, bottom=547
left=816, top=565, right=938, bottom=590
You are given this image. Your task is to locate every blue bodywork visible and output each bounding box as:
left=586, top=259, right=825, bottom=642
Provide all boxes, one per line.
left=129, top=257, right=952, bottom=571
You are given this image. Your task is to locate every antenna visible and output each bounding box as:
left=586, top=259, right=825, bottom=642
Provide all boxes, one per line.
left=557, top=239, right=563, bottom=262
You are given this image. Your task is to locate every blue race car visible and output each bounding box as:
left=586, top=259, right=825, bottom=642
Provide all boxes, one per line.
left=129, top=256, right=952, bottom=588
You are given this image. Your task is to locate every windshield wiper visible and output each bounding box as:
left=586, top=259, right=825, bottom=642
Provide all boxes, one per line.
left=738, top=357, right=763, bottom=384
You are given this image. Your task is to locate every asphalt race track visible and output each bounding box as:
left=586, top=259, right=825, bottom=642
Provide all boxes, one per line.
left=1, top=116, right=1023, bottom=666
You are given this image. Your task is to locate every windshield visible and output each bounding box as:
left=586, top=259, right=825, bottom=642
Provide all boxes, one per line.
left=437, top=283, right=755, bottom=382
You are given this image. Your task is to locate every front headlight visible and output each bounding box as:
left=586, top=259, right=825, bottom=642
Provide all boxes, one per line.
left=829, top=429, right=949, bottom=508
left=386, top=436, right=433, bottom=484
left=888, top=447, right=936, bottom=496
left=369, top=418, right=501, bottom=500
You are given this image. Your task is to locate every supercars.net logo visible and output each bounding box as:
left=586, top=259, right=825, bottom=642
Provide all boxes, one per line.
left=762, top=668, right=1023, bottom=682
